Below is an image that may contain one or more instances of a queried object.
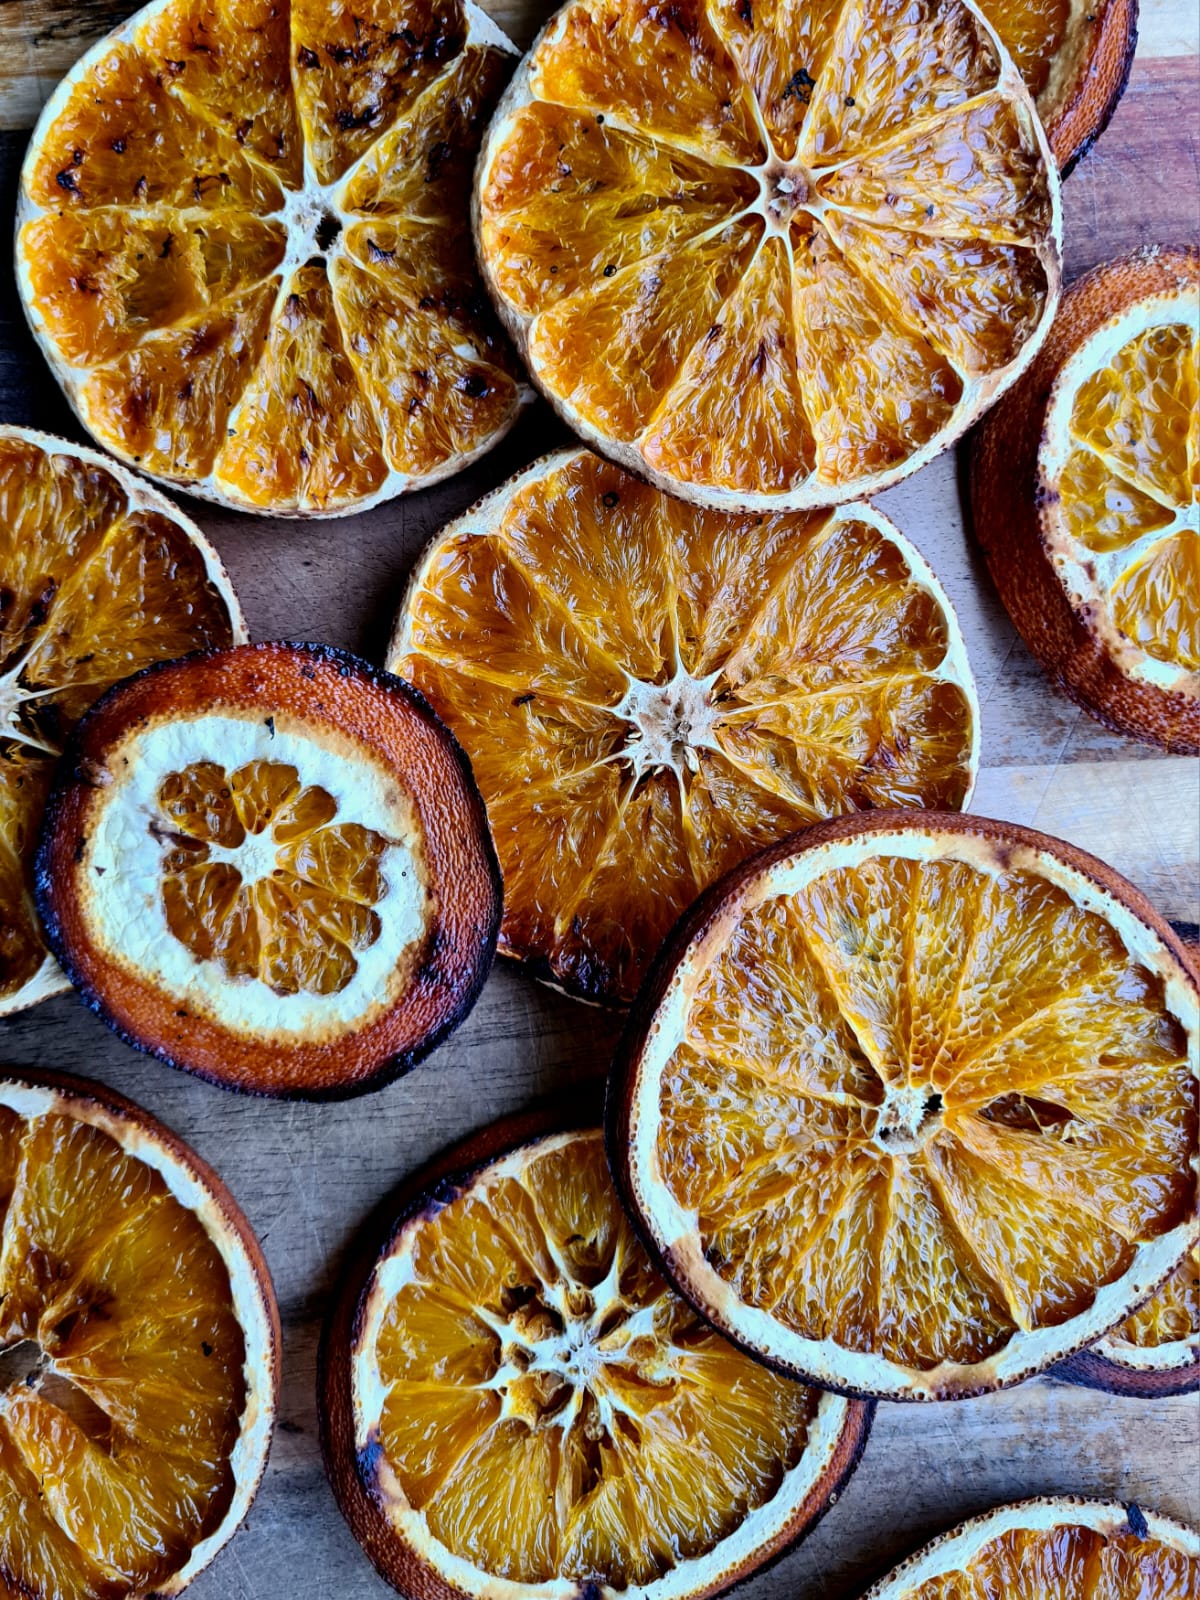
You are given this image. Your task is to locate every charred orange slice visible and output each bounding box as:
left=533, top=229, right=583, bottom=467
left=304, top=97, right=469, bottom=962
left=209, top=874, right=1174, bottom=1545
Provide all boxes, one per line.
left=972, top=246, right=1199, bottom=754
left=0, top=1067, right=278, bottom=1599
left=389, top=447, right=980, bottom=1006
left=475, top=0, right=1062, bottom=511
left=35, top=643, right=501, bottom=1098
left=862, top=1498, right=1198, bottom=1599
left=16, top=0, right=526, bottom=516
left=611, top=811, right=1199, bottom=1401
left=0, top=425, right=243, bottom=1020
left=320, top=1110, right=873, bottom=1599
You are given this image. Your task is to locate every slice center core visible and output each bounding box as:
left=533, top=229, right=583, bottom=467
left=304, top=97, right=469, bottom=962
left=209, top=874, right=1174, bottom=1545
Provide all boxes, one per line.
left=875, top=1082, right=943, bottom=1153
left=617, top=668, right=721, bottom=778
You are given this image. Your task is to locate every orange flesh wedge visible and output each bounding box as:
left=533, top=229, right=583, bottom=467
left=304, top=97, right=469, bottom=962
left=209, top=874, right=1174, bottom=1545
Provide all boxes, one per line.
left=0, top=1087, right=266, bottom=1600
left=1113, top=1245, right=1199, bottom=1349
left=0, top=429, right=241, bottom=1016
left=17, top=0, right=523, bottom=515
left=390, top=448, right=978, bottom=1005
left=477, top=0, right=1060, bottom=508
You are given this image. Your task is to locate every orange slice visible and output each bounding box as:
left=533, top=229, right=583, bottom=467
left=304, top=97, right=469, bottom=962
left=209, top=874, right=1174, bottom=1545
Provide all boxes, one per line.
left=16, top=0, right=526, bottom=516
left=389, top=447, right=979, bottom=1006
left=35, top=643, right=501, bottom=1098
left=862, top=1498, right=1198, bottom=1600
left=973, top=246, right=1199, bottom=753
left=475, top=0, right=1061, bottom=511
left=0, top=426, right=243, bottom=1019
left=0, top=1068, right=278, bottom=1599
left=320, top=1111, right=873, bottom=1598
left=611, top=811, right=1199, bottom=1400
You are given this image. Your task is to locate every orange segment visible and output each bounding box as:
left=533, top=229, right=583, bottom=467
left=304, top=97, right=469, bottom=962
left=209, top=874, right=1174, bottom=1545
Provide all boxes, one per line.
left=25, top=44, right=283, bottom=213
left=641, top=239, right=816, bottom=494
left=1056, top=447, right=1175, bottom=552
left=335, top=226, right=518, bottom=480
left=527, top=223, right=762, bottom=442
left=529, top=0, right=762, bottom=164
left=0, top=1424, right=123, bottom=1600
left=290, top=0, right=466, bottom=182
left=22, top=212, right=286, bottom=367
left=793, top=234, right=962, bottom=485
left=391, top=449, right=977, bottom=1003
left=800, top=0, right=1000, bottom=164
left=478, top=101, right=754, bottom=318
left=83, top=282, right=277, bottom=481
left=1069, top=322, right=1194, bottom=505
left=1110, top=531, right=1200, bottom=669
left=215, top=267, right=387, bottom=510
left=707, top=0, right=844, bottom=159
left=1114, top=1246, right=1199, bottom=1347
left=984, top=0, right=1071, bottom=97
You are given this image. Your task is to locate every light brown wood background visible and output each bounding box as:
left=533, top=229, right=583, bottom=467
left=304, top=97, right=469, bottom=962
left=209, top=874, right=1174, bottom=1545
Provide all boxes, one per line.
left=0, top=0, right=1197, bottom=1593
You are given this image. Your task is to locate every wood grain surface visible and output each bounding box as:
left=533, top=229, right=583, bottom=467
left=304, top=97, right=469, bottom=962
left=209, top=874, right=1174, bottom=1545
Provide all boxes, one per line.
left=0, top=0, right=1197, bottom=1594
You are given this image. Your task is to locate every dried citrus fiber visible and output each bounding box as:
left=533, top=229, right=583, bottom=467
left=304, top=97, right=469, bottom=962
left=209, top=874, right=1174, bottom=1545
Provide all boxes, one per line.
left=475, top=0, right=1062, bottom=511
left=35, top=643, right=501, bottom=1098
left=389, top=447, right=979, bottom=1005
left=0, top=1068, right=278, bottom=1599
left=973, top=246, right=1199, bottom=753
left=16, top=0, right=526, bottom=517
left=611, top=811, right=1200, bottom=1401
left=321, top=1113, right=872, bottom=1599
left=0, top=426, right=243, bottom=1020
left=860, top=1498, right=1198, bottom=1600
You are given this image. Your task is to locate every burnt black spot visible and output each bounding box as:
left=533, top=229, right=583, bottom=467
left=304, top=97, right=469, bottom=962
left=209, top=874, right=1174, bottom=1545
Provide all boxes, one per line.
left=357, top=1437, right=386, bottom=1485
left=296, top=44, right=319, bottom=67
left=1126, top=1502, right=1149, bottom=1540
left=111, top=137, right=127, bottom=154
left=56, top=168, right=81, bottom=195
left=923, top=1093, right=942, bottom=1116
left=737, top=0, right=752, bottom=19
left=335, top=106, right=376, bottom=131
left=201, top=1341, right=213, bottom=1357
left=602, top=490, right=620, bottom=509
left=315, top=211, right=342, bottom=251
left=513, top=692, right=535, bottom=706
left=459, top=372, right=490, bottom=399
left=265, top=715, right=276, bottom=739
left=844, top=94, right=855, bottom=105
left=781, top=65, right=816, bottom=103
left=74, top=836, right=86, bottom=864
left=28, top=579, right=58, bottom=630
left=603, top=263, right=616, bottom=277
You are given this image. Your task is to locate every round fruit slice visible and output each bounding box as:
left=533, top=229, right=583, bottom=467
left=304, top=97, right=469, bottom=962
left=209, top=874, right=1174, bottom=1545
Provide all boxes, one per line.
left=389, top=447, right=980, bottom=1006
left=0, top=425, right=243, bottom=1020
left=611, top=810, right=1200, bottom=1401
left=321, top=1111, right=873, bottom=1599
left=17, top=0, right=527, bottom=517
left=0, top=1067, right=278, bottom=1598
left=860, top=1498, right=1198, bottom=1599
left=972, top=246, right=1199, bottom=753
left=475, top=0, right=1062, bottom=512
left=35, top=642, right=501, bottom=1098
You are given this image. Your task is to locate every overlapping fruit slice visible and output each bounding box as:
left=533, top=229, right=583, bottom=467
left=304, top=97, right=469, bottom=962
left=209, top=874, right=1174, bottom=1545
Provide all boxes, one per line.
left=0, top=1071, right=277, bottom=1600
left=862, top=1499, right=1199, bottom=1600
left=612, top=813, right=1199, bottom=1399
left=17, top=0, right=525, bottom=515
left=972, top=246, right=1199, bottom=753
left=326, top=1122, right=871, bottom=1597
left=389, top=447, right=978, bottom=1005
left=477, top=0, right=1061, bottom=510
left=0, top=427, right=242, bottom=1018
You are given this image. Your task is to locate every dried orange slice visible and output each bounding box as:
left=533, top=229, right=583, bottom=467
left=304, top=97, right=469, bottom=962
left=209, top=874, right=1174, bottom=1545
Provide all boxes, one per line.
left=611, top=811, right=1200, bottom=1401
left=862, top=1498, right=1198, bottom=1600
left=389, top=447, right=979, bottom=1006
left=35, top=643, right=501, bottom=1097
left=16, top=0, right=526, bottom=517
left=0, top=426, right=243, bottom=1020
left=320, top=1110, right=873, bottom=1598
left=475, top=0, right=1062, bottom=511
left=0, top=1067, right=278, bottom=1598
left=973, top=246, right=1199, bottom=754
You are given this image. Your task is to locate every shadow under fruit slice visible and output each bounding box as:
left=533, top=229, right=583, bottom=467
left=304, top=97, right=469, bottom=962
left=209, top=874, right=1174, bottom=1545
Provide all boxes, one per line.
left=0, top=426, right=244, bottom=1020
left=858, top=1497, right=1198, bottom=1598
left=609, top=810, right=1199, bottom=1401
left=16, top=0, right=526, bottom=517
left=0, top=1067, right=278, bottom=1599
left=972, top=245, right=1199, bottom=755
left=320, top=1107, right=873, bottom=1600
left=475, top=0, right=1061, bottom=511
left=389, top=446, right=980, bottom=1007
left=35, top=642, right=501, bottom=1098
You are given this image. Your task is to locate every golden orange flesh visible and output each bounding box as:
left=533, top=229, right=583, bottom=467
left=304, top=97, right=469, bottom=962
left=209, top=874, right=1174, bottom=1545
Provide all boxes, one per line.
left=0, top=1108, right=246, bottom=1598
left=1058, top=322, right=1199, bottom=671
left=1114, top=1246, right=1199, bottom=1348
left=367, top=1131, right=817, bottom=1586
left=905, top=1520, right=1199, bottom=1598
left=478, top=0, right=1058, bottom=504
left=656, top=854, right=1196, bottom=1371
left=19, top=0, right=520, bottom=513
left=0, top=432, right=237, bottom=1011
left=392, top=450, right=976, bottom=1003
left=157, top=757, right=391, bottom=996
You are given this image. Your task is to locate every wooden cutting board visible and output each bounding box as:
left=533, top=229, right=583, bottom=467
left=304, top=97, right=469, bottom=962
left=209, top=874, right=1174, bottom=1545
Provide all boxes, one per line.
left=0, top=0, right=1197, bottom=1594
